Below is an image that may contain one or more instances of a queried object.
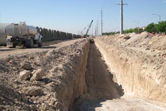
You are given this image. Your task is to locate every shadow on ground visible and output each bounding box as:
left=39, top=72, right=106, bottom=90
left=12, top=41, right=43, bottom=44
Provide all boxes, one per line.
left=0, top=49, right=15, bottom=51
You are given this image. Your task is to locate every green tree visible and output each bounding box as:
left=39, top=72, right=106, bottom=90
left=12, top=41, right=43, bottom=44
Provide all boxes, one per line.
left=133, top=28, right=139, bottom=33
left=128, top=28, right=134, bottom=33
left=145, top=23, right=157, bottom=33
left=156, top=21, right=166, bottom=33
left=123, top=28, right=134, bottom=34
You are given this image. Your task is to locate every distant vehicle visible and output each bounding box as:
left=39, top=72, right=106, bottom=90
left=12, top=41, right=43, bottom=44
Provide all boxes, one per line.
left=6, top=22, right=43, bottom=48
left=0, top=23, right=11, bottom=45
left=89, top=36, right=94, bottom=43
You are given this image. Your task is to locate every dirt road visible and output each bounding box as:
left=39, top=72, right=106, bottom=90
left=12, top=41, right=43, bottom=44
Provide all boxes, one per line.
left=0, top=39, right=80, bottom=59
left=79, top=44, right=166, bottom=111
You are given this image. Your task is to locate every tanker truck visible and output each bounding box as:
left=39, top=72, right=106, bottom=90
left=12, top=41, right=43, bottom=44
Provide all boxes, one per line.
left=6, top=22, right=43, bottom=48
left=0, top=23, right=11, bottom=46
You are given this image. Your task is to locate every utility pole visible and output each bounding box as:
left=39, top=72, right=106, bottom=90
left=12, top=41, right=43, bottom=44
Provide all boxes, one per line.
left=97, top=21, right=98, bottom=36
left=95, top=21, right=98, bottom=36
left=119, top=0, right=127, bottom=35
left=101, top=8, right=103, bottom=36
left=120, top=0, right=123, bottom=35
left=0, top=12, right=1, bottom=23
left=95, top=23, right=97, bottom=36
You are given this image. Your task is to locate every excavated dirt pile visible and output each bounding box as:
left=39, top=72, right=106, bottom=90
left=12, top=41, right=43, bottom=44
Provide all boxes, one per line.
left=0, top=39, right=89, bottom=111
left=95, top=32, right=166, bottom=103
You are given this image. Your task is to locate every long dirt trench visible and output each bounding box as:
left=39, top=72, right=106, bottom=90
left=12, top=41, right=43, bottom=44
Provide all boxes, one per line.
left=0, top=38, right=166, bottom=111
left=76, top=43, right=166, bottom=111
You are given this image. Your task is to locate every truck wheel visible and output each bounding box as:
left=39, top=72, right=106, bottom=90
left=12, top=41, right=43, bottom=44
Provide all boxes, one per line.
left=30, top=38, right=34, bottom=48
left=21, top=42, right=26, bottom=48
left=13, top=44, right=16, bottom=48
left=38, top=39, right=43, bottom=47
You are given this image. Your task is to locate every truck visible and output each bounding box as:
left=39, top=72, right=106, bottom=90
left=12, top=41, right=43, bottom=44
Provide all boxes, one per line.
left=6, top=22, right=43, bottom=48
left=0, top=23, right=11, bottom=46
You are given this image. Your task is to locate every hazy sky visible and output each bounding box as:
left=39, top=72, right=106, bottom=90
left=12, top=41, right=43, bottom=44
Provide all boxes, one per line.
left=0, top=0, right=165, bottom=35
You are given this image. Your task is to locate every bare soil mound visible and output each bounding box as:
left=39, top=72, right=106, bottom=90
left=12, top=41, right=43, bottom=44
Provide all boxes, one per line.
left=0, top=39, right=89, bottom=111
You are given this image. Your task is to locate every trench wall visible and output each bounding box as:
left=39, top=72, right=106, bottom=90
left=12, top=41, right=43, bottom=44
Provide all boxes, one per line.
left=95, top=37, right=166, bottom=103
left=33, top=39, right=90, bottom=110
left=52, top=39, right=90, bottom=110
left=0, top=39, right=90, bottom=111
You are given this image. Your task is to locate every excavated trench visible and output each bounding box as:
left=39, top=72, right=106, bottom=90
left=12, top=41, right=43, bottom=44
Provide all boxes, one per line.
left=84, top=43, right=124, bottom=100
left=0, top=38, right=166, bottom=111
left=70, top=40, right=166, bottom=111
left=70, top=43, right=124, bottom=111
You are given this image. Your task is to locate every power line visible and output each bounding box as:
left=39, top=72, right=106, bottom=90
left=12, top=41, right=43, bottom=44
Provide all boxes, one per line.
left=103, top=1, right=129, bottom=33
left=102, top=0, right=115, bottom=34
left=105, top=3, right=117, bottom=22
left=109, top=2, right=128, bottom=32
left=110, top=8, right=120, bottom=23
left=96, top=0, right=107, bottom=22
left=95, top=0, right=113, bottom=34
left=104, top=0, right=115, bottom=14
left=104, top=8, right=120, bottom=32
left=101, top=0, right=108, bottom=9
left=104, top=0, right=117, bottom=21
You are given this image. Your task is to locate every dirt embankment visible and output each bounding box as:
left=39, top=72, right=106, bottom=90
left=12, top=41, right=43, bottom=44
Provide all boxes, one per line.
left=95, top=32, right=166, bottom=103
left=0, top=39, right=90, bottom=111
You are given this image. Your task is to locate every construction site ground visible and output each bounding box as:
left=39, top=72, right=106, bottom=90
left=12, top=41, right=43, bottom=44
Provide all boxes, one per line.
left=79, top=43, right=166, bottom=111
left=0, top=33, right=166, bottom=111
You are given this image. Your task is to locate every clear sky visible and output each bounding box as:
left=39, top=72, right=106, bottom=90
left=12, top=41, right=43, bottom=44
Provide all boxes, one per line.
left=0, top=0, right=165, bottom=35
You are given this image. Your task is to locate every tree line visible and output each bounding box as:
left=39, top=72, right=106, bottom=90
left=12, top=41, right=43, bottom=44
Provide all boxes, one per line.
left=145, top=21, right=166, bottom=33
left=103, top=21, right=166, bottom=35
